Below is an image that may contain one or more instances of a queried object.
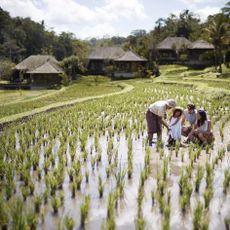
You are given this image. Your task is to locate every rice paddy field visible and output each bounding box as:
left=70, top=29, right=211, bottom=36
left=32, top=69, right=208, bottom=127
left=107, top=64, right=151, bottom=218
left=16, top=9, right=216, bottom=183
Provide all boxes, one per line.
left=0, top=68, right=230, bottom=230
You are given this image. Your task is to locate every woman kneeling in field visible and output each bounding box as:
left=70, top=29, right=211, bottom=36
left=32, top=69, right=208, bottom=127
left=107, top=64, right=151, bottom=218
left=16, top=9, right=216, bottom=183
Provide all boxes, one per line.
left=187, top=109, right=214, bottom=145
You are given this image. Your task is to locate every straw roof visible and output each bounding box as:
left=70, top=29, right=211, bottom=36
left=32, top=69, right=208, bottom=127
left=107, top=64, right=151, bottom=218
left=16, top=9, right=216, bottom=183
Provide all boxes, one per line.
left=157, top=37, right=192, bottom=50
left=114, top=51, right=147, bottom=62
left=88, top=47, right=125, bottom=60
left=189, top=40, right=214, bottom=50
left=27, top=61, right=63, bottom=74
left=15, top=55, right=63, bottom=74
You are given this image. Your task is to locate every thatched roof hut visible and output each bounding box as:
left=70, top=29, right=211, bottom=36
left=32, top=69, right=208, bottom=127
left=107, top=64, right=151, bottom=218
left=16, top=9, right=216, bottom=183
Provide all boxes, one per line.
left=88, top=47, right=147, bottom=75
left=88, top=47, right=125, bottom=60
left=188, top=40, right=214, bottom=50
left=15, top=55, right=63, bottom=73
left=15, top=55, right=63, bottom=86
left=114, top=51, right=147, bottom=62
left=27, top=61, right=63, bottom=74
left=157, top=37, right=192, bottom=50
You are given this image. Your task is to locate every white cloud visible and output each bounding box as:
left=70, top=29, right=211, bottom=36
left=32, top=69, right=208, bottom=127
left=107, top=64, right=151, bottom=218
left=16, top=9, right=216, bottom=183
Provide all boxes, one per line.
left=196, top=6, right=221, bottom=20
left=178, top=0, right=223, bottom=5
left=0, top=0, right=147, bottom=38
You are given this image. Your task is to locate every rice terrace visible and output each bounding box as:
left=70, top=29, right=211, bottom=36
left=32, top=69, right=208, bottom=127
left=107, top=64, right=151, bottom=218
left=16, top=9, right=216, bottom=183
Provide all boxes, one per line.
left=0, top=1, right=230, bottom=230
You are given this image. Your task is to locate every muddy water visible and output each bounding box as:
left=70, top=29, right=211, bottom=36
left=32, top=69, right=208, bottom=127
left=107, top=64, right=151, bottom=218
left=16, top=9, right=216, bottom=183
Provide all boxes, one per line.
left=13, top=121, right=230, bottom=230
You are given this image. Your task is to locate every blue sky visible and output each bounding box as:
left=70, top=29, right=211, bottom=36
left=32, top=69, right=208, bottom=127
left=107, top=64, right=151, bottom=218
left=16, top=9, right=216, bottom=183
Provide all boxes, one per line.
left=1, top=0, right=227, bottom=39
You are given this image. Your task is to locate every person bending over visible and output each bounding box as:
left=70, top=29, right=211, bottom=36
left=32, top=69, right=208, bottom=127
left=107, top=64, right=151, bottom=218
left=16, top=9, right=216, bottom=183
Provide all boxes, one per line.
left=146, top=99, right=176, bottom=146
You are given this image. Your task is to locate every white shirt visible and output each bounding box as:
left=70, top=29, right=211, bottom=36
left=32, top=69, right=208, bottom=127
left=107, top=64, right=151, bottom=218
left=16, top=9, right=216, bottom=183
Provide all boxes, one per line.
left=183, top=109, right=197, bottom=125
left=169, top=117, right=182, bottom=140
left=198, top=120, right=209, bottom=132
left=148, top=100, right=167, bottom=117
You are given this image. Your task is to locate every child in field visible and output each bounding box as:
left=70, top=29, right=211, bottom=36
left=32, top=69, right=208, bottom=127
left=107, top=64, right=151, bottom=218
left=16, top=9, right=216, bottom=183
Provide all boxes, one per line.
left=167, top=107, right=183, bottom=146
left=187, top=109, right=214, bottom=145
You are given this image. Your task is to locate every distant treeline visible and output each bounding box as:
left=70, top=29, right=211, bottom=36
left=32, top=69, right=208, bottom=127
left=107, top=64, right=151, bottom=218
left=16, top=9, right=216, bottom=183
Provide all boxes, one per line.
left=0, top=2, right=229, bottom=64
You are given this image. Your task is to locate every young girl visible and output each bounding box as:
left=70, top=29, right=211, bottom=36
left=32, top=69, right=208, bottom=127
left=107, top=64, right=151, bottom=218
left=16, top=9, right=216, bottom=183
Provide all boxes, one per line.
left=187, top=109, right=214, bottom=145
left=167, top=107, right=183, bottom=146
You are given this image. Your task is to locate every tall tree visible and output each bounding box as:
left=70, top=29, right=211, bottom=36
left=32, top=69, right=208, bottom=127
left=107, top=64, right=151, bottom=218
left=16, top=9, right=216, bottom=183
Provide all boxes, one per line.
left=205, top=13, right=229, bottom=72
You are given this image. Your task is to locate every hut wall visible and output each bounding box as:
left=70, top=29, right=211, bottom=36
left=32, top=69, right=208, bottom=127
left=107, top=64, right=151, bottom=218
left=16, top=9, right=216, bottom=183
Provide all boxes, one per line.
left=31, top=74, right=61, bottom=86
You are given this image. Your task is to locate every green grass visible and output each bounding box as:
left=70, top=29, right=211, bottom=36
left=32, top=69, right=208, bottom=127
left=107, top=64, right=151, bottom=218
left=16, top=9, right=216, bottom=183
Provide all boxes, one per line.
left=0, top=76, right=123, bottom=120
left=0, top=89, right=55, bottom=105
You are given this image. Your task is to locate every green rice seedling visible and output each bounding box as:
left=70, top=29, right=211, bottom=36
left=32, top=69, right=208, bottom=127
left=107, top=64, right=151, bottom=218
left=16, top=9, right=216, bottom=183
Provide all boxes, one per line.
left=115, top=168, right=126, bottom=199
left=50, top=154, right=55, bottom=167
left=128, top=159, right=133, bottom=179
left=137, top=185, right=144, bottom=213
left=157, top=193, right=166, bottom=214
left=203, top=188, right=213, bottom=209
left=60, top=191, right=65, bottom=206
left=80, top=195, right=91, bottom=227
left=96, top=151, right=102, bottom=164
left=69, top=148, right=76, bottom=162
left=151, top=189, right=155, bottom=206
left=91, top=157, right=96, bottom=171
left=32, top=154, right=39, bottom=171
left=227, top=143, right=230, bottom=152
left=193, top=201, right=203, bottom=230
left=64, top=215, right=75, bottom=230
left=70, top=182, right=76, bottom=198
left=223, top=169, right=230, bottom=194
left=11, top=198, right=27, bottom=229
left=73, top=159, right=81, bottom=175
left=34, top=194, right=43, bottom=213
left=195, top=165, right=204, bottom=193
left=98, top=175, right=104, bottom=198
left=43, top=188, right=49, bottom=204
left=37, top=168, right=42, bottom=181
left=106, top=166, right=111, bottom=178
left=68, top=168, right=75, bottom=182
left=162, top=204, right=171, bottom=230
left=181, top=152, right=184, bottom=162
left=107, top=192, right=116, bottom=219
left=29, top=180, right=35, bottom=195
left=180, top=194, right=189, bottom=214
left=160, top=149, right=164, bottom=160
left=26, top=210, right=38, bottom=230
left=51, top=195, right=61, bottom=214
left=135, top=211, right=145, bottom=230
left=21, top=186, right=29, bottom=201
left=85, top=170, right=89, bottom=183
left=158, top=179, right=166, bottom=196
left=175, top=140, right=180, bottom=157
left=144, top=147, right=151, bottom=173
left=43, top=159, right=50, bottom=174
left=0, top=195, right=9, bottom=230
left=224, top=216, right=230, bottom=230
left=76, top=173, right=82, bottom=190
left=205, top=145, right=211, bottom=155
left=205, top=162, right=213, bottom=189
left=167, top=191, right=171, bottom=205
left=186, top=163, right=193, bottom=178
left=162, top=158, right=168, bottom=181
left=82, top=151, right=88, bottom=162
left=140, top=170, right=146, bottom=187
left=49, top=176, right=57, bottom=196
left=217, top=148, right=225, bottom=162
left=156, top=140, right=163, bottom=152
left=219, top=126, right=224, bottom=142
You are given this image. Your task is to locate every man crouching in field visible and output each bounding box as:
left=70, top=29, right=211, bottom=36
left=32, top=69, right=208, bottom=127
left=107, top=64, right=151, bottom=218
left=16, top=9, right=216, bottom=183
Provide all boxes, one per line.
left=146, top=99, right=176, bottom=146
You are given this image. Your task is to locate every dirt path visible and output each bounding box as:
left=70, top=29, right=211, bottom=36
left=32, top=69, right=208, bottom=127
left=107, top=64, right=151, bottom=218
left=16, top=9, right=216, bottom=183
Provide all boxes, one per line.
left=0, top=82, right=134, bottom=131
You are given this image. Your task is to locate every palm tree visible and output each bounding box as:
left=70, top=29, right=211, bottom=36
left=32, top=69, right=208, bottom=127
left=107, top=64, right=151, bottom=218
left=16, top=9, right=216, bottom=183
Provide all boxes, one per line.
left=205, top=13, right=229, bottom=73
left=221, top=1, right=230, bottom=17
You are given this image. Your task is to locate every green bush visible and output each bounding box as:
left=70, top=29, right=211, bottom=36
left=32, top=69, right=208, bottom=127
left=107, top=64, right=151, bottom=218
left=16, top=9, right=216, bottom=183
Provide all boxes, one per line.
left=0, top=59, right=15, bottom=81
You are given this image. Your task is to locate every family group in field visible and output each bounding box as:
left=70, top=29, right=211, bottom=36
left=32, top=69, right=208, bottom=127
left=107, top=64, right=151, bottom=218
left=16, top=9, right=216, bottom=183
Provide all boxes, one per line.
left=146, top=99, right=215, bottom=147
